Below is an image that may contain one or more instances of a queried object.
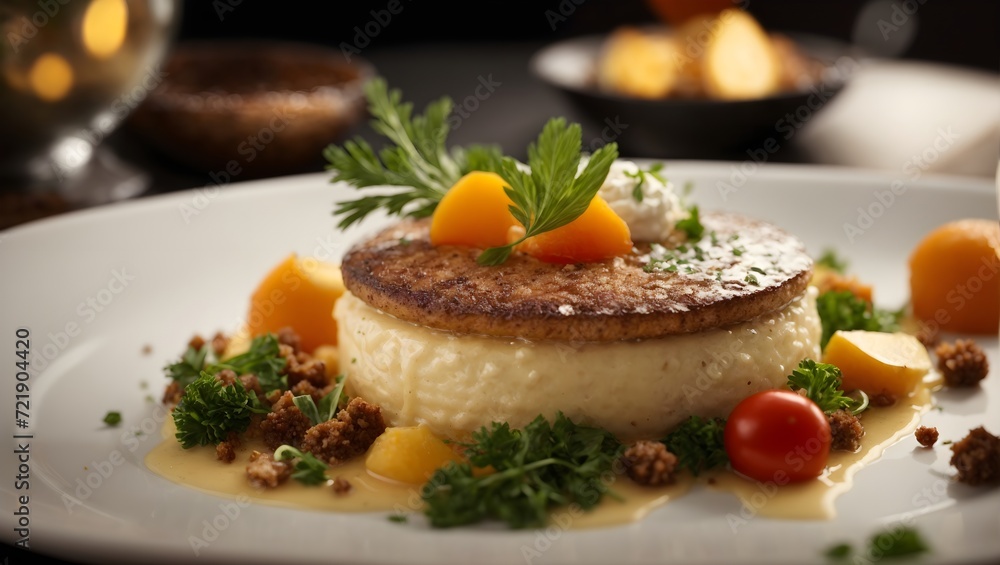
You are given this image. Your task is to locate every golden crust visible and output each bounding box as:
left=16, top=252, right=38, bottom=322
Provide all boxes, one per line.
left=340, top=212, right=813, bottom=341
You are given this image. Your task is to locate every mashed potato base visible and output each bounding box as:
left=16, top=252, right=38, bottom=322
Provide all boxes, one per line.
left=335, top=288, right=820, bottom=440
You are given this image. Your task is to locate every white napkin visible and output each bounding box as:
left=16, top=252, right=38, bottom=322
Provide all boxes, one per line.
left=799, top=59, right=1000, bottom=178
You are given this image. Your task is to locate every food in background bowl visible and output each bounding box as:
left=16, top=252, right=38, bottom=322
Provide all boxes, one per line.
left=597, top=9, right=826, bottom=100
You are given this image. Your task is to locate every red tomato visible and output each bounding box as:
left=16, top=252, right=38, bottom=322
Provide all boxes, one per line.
left=724, top=390, right=831, bottom=483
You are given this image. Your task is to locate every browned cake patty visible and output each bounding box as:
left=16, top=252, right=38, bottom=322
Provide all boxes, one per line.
left=340, top=212, right=813, bottom=341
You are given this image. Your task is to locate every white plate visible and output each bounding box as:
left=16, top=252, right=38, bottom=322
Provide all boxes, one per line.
left=2, top=162, right=998, bottom=565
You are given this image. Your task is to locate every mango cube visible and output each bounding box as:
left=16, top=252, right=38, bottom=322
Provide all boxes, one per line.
left=822, top=330, right=931, bottom=398
left=365, top=426, right=464, bottom=484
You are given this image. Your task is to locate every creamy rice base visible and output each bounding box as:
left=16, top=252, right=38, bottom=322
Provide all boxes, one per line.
left=335, top=288, right=821, bottom=441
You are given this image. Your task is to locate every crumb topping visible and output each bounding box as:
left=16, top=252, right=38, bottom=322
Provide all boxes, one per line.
left=828, top=410, right=864, bottom=452
left=935, top=339, right=989, bottom=387
left=949, top=427, right=1000, bottom=486
left=915, top=426, right=938, bottom=448
left=622, top=440, right=678, bottom=486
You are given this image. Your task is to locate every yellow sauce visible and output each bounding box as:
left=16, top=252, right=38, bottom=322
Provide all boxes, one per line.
left=146, top=383, right=932, bottom=526
left=707, top=384, right=932, bottom=520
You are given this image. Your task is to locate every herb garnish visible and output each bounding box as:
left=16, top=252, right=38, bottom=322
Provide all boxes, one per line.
left=172, top=373, right=268, bottom=448
left=388, top=513, right=409, bottom=523
left=274, top=445, right=330, bottom=485
left=787, top=359, right=868, bottom=415
left=816, top=290, right=903, bottom=350
left=324, top=78, right=503, bottom=229
left=661, top=416, right=728, bottom=475
left=824, top=526, right=931, bottom=561
left=676, top=204, right=704, bottom=241
left=421, top=412, right=623, bottom=528
left=164, top=344, right=208, bottom=389
left=103, top=411, right=122, bottom=426
left=816, top=248, right=849, bottom=274
left=476, top=119, right=618, bottom=266
left=623, top=162, right=666, bottom=202
left=823, top=542, right=853, bottom=561
left=208, top=334, right=288, bottom=392
left=164, top=333, right=288, bottom=393
left=292, top=375, right=348, bottom=426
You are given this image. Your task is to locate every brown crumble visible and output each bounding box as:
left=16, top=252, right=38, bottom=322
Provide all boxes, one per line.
left=188, top=335, right=206, bottom=351
left=246, top=450, right=292, bottom=489
left=300, top=398, right=386, bottom=465
left=935, top=339, right=989, bottom=387
left=949, top=427, right=1000, bottom=486
left=828, top=410, right=864, bottom=452
left=621, top=440, right=677, bottom=487
left=331, top=477, right=353, bottom=495
left=915, top=426, right=939, bottom=448
left=870, top=393, right=897, bottom=407
left=210, top=331, right=230, bottom=358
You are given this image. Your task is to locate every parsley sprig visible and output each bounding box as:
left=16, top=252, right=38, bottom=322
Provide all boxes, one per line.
left=661, top=416, right=728, bottom=475
left=324, top=78, right=502, bottom=229
left=787, top=359, right=868, bottom=415
left=476, top=119, right=618, bottom=266
left=421, top=412, right=623, bottom=528
left=172, top=373, right=268, bottom=448
left=208, top=334, right=287, bottom=392
left=816, top=291, right=902, bottom=350
left=164, top=334, right=288, bottom=393
left=164, top=344, right=208, bottom=390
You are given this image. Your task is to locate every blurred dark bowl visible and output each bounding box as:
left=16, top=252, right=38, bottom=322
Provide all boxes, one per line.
left=530, top=32, right=861, bottom=159
left=127, top=40, right=373, bottom=179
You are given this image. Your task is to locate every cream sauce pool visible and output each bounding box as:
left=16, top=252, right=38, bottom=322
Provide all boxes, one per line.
left=145, top=384, right=932, bottom=526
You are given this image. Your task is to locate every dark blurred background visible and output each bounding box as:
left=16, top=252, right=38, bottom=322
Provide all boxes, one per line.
left=2, top=0, right=998, bottom=230
left=174, top=0, right=997, bottom=70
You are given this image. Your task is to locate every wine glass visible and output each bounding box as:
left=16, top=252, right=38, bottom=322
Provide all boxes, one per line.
left=0, top=0, right=180, bottom=223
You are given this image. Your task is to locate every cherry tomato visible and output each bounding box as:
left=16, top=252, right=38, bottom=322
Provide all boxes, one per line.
left=724, top=390, right=831, bottom=483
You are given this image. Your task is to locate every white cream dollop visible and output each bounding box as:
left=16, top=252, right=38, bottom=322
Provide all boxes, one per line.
left=596, top=160, right=684, bottom=242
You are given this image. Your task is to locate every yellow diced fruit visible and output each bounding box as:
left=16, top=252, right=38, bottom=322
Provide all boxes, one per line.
left=822, top=330, right=931, bottom=398
left=365, top=426, right=464, bottom=484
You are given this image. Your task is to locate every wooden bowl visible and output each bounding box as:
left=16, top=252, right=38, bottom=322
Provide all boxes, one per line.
left=127, top=40, right=373, bottom=178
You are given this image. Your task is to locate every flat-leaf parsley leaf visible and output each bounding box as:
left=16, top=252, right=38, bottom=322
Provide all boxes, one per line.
left=477, top=118, right=618, bottom=266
